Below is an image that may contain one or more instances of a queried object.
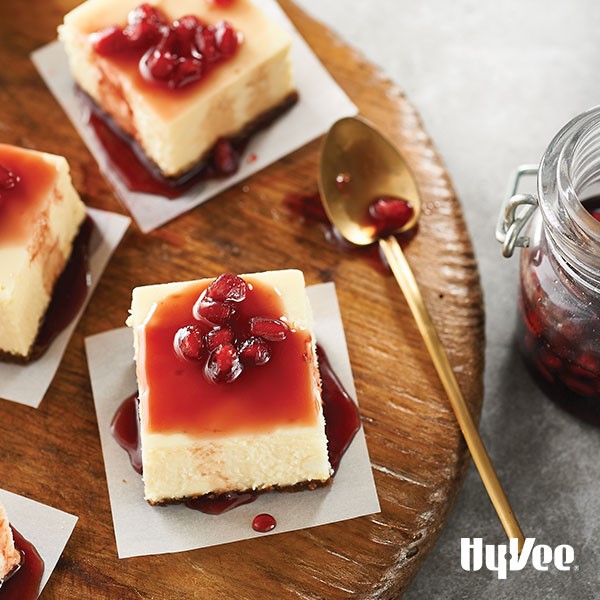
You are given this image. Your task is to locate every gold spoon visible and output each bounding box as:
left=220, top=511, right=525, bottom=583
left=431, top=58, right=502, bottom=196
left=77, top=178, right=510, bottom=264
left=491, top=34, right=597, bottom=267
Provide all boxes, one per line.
left=319, top=116, right=524, bottom=550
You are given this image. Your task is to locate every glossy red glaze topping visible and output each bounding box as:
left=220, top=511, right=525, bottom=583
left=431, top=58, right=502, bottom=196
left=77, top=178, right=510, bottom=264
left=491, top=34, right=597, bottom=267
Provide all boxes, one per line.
left=252, top=513, right=276, bottom=532
left=138, top=276, right=318, bottom=435
left=0, top=527, right=44, bottom=600
left=173, top=274, right=291, bottom=384
left=0, top=145, right=57, bottom=247
left=91, top=3, right=240, bottom=90
left=0, top=164, right=19, bottom=192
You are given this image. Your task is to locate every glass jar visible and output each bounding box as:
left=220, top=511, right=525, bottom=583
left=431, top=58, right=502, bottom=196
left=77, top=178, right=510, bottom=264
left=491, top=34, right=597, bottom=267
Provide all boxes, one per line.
left=497, top=107, right=600, bottom=403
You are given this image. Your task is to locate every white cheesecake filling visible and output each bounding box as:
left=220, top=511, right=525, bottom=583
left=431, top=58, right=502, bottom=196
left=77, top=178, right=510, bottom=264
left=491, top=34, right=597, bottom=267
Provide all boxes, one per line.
left=143, top=421, right=330, bottom=503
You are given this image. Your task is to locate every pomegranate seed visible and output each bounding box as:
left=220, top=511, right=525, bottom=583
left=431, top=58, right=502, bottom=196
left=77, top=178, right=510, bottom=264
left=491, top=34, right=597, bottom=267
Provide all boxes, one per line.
left=91, top=26, right=129, bottom=55
left=239, top=337, right=271, bottom=366
left=142, top=47, right=177, bottom=80
left=206, top=273, right=248, bottom=302
left=575, top=351, right=600, bottom=375
left=369, top=196, right=414, bottom=232
left=123, top=21, right=162, bottom=49
left=561, top=375, right=597, bottom=398
left=91, top=4, right=239, bottom=89
left=206, top=326, right=235, bottom=352
left=171, top=57, right=204, bottom=88
left=205, top=343, right=242, bottom=383
left=157, top=27, right=180, bottom=55
left=538, top=346, right=561, bottom=371
left=128, top=3, right=168, bottom=27
left=564, top=362, right=597, bottom=380
left=249, top=317, right=289, bottom=342
left=174, top=325, right=205, bottom=361
left=213, top=139, right=239, bottom=175
left=534, top=358, right=555, bottom=383
left=0, top=164, right=19, bottom=191
left=215, top=21, right=238, bottom=55
left=194, top=25, right=219, bottom=62
left=193, top=297, right=234, bottom=325
left=174, top=15, right=203, bottom=38
left=172, top=16, right=202, bottom=56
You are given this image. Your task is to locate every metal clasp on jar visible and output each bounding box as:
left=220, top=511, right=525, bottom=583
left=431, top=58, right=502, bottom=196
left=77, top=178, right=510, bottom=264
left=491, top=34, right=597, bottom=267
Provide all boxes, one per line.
left=496, top=164, right=539, bottom=257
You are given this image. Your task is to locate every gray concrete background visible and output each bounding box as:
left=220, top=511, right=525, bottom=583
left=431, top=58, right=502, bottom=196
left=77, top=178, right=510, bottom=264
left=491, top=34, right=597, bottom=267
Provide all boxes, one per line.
left=293, top=1, right=600, bottom=598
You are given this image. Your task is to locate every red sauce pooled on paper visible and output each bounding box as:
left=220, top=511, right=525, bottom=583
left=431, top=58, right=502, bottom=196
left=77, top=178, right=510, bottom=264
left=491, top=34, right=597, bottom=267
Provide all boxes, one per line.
left=138, top=278, right=318, bottom=436
left=30, top=217, right=94, bottom=360
left=0, top=527, right=44, bottom=600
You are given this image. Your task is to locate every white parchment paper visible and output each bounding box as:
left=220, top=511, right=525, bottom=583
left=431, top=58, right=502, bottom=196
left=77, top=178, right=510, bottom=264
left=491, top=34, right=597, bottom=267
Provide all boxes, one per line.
left=0, top=208, right=130, bottom=408
left=85, top=282, right=379, bottom=558
left=31, top=0, right=358, bottom=234
left=0, top=488, right=78, bottom=597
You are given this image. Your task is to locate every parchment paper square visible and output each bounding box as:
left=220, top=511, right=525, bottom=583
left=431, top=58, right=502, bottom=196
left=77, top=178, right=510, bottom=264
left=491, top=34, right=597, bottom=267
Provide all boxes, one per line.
left=0, top=488, right=78, bottom=597
left=85, top=282, right=380, bottom=558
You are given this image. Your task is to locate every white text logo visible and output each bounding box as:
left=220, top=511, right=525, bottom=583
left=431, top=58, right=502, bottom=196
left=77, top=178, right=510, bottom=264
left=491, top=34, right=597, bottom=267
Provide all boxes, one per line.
left=460, top=538, right=575, bottom=579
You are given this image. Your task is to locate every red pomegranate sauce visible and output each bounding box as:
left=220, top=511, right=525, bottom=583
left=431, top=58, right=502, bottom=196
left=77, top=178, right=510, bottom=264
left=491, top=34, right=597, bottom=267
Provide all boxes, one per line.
left=138, top=278, right=318, bottom=435
left=0, top=144, right=57, bottom=247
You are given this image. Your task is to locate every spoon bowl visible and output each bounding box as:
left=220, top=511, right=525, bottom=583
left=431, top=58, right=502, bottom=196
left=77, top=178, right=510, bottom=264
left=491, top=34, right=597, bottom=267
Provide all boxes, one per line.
left=318, top=117, right=421, bottom=245
left=318, top=116, right=525, bottom=551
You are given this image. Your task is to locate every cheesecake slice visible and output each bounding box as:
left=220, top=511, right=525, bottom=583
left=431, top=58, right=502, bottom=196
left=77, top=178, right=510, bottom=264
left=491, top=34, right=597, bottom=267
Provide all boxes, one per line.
left=59, top=0, right=297, bottom=179
left=0, top=503, right=21, bottom=585
left=126, top=269, right=331, bottom=504
left=0, top=144, right=86, bottom=362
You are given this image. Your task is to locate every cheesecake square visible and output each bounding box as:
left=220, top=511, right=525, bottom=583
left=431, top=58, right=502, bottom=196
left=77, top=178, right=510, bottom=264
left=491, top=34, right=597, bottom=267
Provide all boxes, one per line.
left=0, top=144, right=86, bottom=361
left=0, top=503, right=21, bottom=584
left=59, top=0, right=297, bottom=178
left=126, top=269, right=331, bottom=504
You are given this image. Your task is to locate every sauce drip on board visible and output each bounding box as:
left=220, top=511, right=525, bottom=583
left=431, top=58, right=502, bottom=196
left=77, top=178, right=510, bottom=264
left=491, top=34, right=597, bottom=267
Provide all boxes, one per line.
left=283, top=191, right=417, bottom=273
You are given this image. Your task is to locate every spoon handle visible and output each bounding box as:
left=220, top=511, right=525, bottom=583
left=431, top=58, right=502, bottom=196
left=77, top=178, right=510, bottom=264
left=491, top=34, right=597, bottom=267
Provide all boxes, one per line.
left=379, top=235, right=524, bottom=550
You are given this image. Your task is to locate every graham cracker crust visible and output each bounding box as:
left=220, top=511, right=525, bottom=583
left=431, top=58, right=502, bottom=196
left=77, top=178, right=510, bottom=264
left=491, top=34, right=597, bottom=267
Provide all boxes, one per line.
left=147, top=477, right=333, bottom=507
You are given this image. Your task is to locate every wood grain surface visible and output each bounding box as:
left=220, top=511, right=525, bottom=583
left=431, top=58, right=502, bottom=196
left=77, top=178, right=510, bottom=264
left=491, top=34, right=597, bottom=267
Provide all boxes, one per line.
left=0, top=1, right=485, bottom=597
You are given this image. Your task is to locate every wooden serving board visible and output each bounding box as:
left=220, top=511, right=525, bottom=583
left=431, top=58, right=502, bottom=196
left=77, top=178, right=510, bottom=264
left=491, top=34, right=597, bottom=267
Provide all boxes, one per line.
left=0, top=1, right=484, bottom=597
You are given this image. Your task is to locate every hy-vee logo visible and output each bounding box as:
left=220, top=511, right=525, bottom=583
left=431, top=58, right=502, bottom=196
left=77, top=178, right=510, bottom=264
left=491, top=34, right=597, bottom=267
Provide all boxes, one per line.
left=461, top=538, right=575, bottom=579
